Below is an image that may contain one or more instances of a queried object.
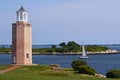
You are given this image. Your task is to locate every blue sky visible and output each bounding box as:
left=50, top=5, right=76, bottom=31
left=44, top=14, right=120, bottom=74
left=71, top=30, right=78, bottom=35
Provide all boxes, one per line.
left=0, top=0, right=120, bottom=45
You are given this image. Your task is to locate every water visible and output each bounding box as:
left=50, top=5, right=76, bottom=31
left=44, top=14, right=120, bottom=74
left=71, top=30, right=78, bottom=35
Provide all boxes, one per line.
left=0, top=45, right=59, bottom=49
left=0, top=54, right=120, bottom=75
left=0, top=45, right=120, bottom=75
left=0, top=54, right=12, bottom=64
left=106, top=45, right=120, bottom=51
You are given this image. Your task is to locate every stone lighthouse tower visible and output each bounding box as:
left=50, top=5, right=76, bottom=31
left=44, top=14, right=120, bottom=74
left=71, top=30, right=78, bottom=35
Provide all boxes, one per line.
left=12, top=6, right=32, bottom=65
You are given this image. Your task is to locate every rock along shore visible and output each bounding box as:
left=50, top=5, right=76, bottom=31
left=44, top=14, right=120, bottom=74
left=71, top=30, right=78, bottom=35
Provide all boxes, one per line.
left=0, top=49, right=119, bottom=55
left=32, top=49, right=119, bottom=55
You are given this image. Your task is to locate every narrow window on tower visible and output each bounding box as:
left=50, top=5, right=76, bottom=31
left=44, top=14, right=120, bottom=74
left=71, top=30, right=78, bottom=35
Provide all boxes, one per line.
left=26, top=53, right=29, bottom=58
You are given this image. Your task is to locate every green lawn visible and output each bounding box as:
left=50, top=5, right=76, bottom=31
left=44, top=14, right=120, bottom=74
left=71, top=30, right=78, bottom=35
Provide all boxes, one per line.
left=0, top=65, right=11, bottom=70
left=0, top=65, right=119, bottom=80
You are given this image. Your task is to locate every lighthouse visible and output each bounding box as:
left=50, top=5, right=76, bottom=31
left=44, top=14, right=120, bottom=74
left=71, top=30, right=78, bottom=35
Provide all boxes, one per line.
left=12, top=6, right=32, bottom=65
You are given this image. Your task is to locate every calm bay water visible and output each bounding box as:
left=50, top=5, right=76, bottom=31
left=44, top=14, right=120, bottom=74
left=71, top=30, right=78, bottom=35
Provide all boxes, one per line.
left=0, top=54, right=120, bottom=75
left=0, top=45, right=120, bottom=75
left=106, top=45, right=120, bottom=51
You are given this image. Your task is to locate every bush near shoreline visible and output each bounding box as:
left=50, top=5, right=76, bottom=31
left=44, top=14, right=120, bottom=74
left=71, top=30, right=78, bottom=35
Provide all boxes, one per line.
left=71, top=60, right=96, bottom=75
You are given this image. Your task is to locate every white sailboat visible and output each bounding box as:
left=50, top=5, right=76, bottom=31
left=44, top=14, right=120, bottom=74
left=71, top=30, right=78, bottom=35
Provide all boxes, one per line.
left=79, top=44, right=88, bottom=59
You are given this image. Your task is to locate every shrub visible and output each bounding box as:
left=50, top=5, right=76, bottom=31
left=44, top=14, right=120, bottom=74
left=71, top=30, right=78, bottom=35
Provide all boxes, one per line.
left=106, top=69, right=120, bottom=78
left=78, top=65, right=96, bottom=75
left=71, top=60, right=87, bottom=71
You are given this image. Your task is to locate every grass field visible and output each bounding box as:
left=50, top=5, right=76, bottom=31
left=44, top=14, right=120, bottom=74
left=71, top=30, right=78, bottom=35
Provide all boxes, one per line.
left=0, top=65, right=119, bottom=80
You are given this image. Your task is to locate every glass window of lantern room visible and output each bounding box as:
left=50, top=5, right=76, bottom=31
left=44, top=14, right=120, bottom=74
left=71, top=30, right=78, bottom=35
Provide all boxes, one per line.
left=24, top=13, right=26, bottom=20
left=20, top=13, right=23, bottom=20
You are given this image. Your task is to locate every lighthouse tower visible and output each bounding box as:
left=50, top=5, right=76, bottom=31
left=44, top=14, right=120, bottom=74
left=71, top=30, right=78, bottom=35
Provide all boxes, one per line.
left=12, top=6, right=32, bottom=65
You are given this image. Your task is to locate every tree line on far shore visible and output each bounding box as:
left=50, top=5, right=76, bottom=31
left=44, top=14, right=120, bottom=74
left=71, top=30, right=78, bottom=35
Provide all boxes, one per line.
left=0, top=41, right=109, bottom=53
left=32, top=41, right=109, bottom=53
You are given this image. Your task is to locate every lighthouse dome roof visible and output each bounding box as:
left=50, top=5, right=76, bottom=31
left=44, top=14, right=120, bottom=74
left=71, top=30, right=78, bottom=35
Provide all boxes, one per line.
left=17, top=6, right=27, bottom=12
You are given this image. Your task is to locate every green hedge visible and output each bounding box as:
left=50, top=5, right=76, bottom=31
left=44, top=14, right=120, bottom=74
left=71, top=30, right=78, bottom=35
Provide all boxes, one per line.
left=71, top=60, right=87, bottom=71
left=106, top=69, right=120, bottom=78
left=78, top=65, right=96, bottom=75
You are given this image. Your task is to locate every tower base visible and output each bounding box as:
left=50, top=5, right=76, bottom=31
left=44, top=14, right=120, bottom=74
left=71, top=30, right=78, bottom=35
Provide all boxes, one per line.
left=10, top=63, right=38, bottom=66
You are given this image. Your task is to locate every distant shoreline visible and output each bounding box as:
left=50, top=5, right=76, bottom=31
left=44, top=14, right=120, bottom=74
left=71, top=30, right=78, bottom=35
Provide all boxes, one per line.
left=32, top=52, right=120, bottom=55
left=0, top=50, right=119, bottom=55
left=32, top=49, right=120, bottom=55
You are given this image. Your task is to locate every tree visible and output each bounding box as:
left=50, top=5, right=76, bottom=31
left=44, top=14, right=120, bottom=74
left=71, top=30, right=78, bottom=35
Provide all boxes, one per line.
left=67, top=41, right=81, bottom=52
left=59, top=42, right=66, bottom=48
left=51, top=45, right=56, bottom=49
left=67, top=41, right=78, bottom=47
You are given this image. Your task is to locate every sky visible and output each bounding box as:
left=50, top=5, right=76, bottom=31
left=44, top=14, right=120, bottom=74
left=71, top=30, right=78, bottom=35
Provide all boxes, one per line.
left=0, top=0, right=120, bottom=45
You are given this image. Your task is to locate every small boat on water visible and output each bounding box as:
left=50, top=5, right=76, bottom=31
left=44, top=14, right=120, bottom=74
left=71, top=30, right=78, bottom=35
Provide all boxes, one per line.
left=78, top=44, right=88, bottom=59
